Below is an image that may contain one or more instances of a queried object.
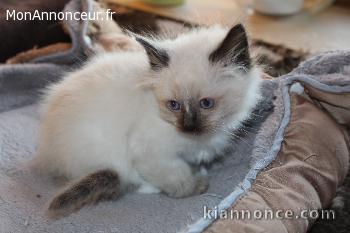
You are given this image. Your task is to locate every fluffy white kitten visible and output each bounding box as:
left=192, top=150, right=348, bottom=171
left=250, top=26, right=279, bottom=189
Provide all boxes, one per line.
left=35, top=24, right=262, bottom=218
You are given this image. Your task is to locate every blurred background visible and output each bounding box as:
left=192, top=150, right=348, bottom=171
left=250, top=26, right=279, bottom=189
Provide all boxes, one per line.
left=0, top=0, right=349, bottom=76
left=105, top=0, right=350, bottom=54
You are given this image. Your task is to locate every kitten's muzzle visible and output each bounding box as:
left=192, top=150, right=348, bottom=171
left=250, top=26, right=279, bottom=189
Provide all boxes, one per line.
left=181, top=107, right=201, bottom=133
left=183, top=113, right=196, bottom=132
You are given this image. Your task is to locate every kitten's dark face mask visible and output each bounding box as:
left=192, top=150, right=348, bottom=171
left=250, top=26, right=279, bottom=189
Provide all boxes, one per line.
left=135, top=24, right=252, bottom=136
left=165, top=97, right=216, bottom=134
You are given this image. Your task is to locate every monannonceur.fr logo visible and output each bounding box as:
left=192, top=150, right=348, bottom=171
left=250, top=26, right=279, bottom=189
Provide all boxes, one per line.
left=6, top=9, right=116, bottom=21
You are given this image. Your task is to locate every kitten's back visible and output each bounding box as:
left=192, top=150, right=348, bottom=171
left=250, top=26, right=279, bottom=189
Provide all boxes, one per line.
left=35, top=51, right=152, bottom=179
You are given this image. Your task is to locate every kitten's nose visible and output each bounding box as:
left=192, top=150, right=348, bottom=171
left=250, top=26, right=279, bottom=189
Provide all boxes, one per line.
left=183, top=110, right=197, bottom=132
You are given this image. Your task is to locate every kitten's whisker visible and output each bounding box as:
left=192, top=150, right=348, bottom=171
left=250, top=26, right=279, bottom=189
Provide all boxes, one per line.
left=250, top=112, right=263, bottom=118
left=231, top=135, right=251, bottom=147
left=238, top=128, right=249, bottom=135
left=220, top=129, right=252, bottom=147
left=240, top=126, right=259, bottom=133
left=241, top=125, right=258, bottom=130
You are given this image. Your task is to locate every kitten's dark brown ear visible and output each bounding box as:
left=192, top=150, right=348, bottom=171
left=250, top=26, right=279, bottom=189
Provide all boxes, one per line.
left=209, top=24, right=251, bottom=70
left=135, top=36, right=169, bottom=71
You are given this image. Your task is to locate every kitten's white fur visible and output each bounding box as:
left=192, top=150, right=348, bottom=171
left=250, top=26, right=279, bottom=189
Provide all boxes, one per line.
left=35, top=26, right=262, bottom=197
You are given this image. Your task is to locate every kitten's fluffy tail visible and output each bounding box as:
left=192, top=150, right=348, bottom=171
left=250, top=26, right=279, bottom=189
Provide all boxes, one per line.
left=46, top=169, right=120, bottom=219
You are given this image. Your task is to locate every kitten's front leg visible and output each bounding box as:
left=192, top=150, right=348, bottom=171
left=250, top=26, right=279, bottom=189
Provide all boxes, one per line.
left=136, top=158, right=208, bottom=198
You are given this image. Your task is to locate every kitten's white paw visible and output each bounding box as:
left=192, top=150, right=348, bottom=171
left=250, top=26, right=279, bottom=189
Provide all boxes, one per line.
left=137, top=183, right=161, bottom=194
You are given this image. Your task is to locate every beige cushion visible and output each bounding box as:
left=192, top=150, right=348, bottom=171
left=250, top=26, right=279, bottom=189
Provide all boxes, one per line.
left=206, top=92, right=350, bottom=233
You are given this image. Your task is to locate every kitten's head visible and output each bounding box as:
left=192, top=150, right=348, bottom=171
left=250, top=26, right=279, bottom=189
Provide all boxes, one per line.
left=135, top=24, right=261, bottom=136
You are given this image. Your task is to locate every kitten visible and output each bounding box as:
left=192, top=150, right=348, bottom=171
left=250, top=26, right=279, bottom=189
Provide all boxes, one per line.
left=34, top=24, right=262, bottom=218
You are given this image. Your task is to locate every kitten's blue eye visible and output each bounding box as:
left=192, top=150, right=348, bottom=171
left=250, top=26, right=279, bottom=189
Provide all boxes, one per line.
left=199, top=98, right=215, bottom=109
left=167, top=100, right=181, bottom=111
